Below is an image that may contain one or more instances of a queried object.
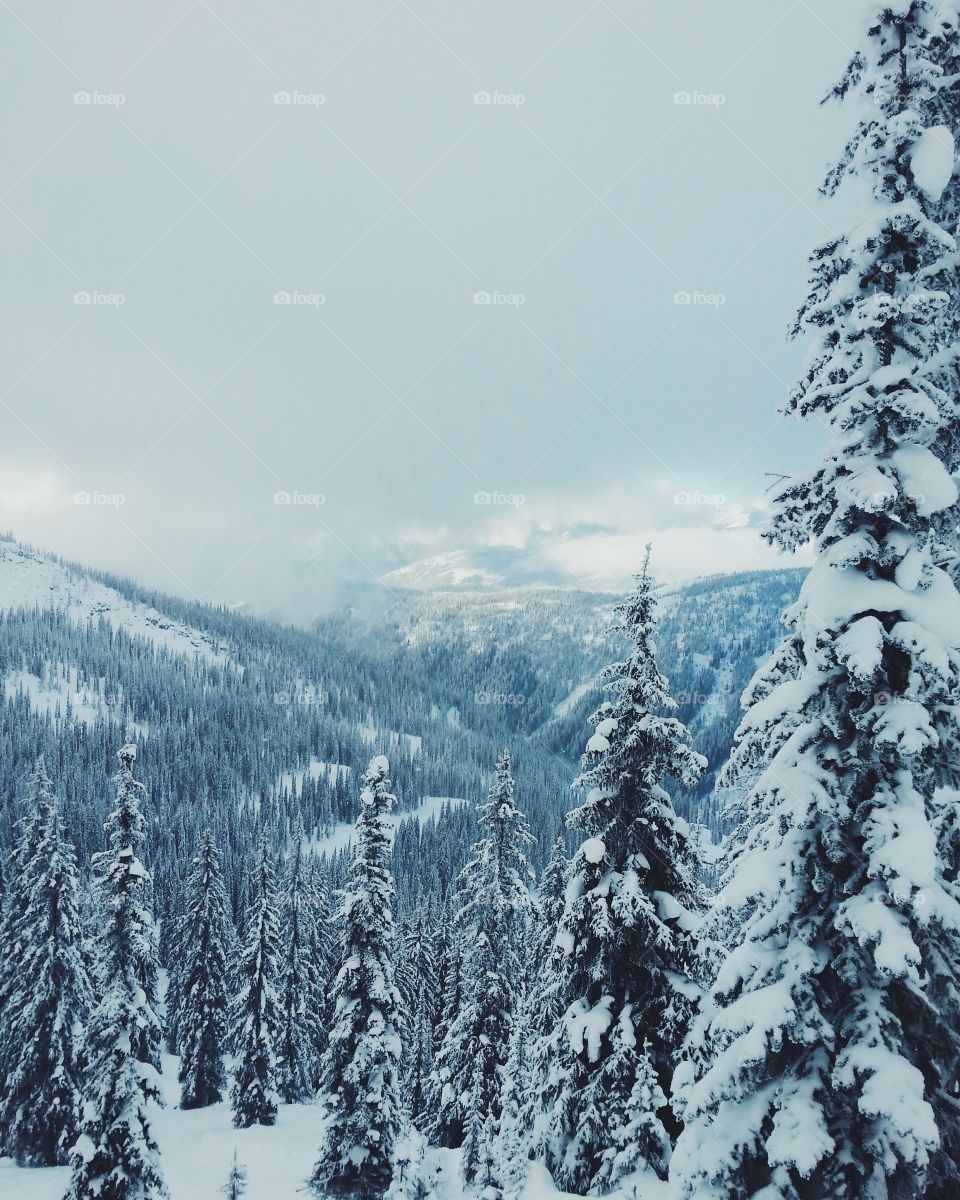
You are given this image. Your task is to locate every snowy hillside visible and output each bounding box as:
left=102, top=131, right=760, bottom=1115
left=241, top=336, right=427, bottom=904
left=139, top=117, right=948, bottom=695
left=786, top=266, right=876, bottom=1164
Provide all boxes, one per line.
left=0, top=539, right=229, bottom=664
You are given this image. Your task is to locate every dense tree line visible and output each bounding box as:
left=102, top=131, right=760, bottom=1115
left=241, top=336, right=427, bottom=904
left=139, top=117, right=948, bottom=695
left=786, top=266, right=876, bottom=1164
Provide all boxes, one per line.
left=2, top=6, right=960, bottom=1197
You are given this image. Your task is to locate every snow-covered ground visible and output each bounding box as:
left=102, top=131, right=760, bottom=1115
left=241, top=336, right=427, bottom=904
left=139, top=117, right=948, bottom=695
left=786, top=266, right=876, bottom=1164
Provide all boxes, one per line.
left=307, top=795, right=466, bottom=859
left=4, top=666, right=147, bottom=733
left=359, top=723, right=423, bottom=756
left=0, top=1056, right=321, bottom=1200
left=276, top=757, right=351, bottom=796
left=0, top=1113, right=665, bottom=1200
left=0, top=540, right=229, bottom=664
left=552, top=679, right=597, bottom=719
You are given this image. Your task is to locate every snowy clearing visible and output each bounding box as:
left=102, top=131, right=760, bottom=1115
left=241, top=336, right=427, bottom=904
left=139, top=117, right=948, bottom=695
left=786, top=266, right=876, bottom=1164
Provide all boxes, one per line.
left=307, top=795, right=467, bottom=858
left=0, top=1055, right=321, bottom=1200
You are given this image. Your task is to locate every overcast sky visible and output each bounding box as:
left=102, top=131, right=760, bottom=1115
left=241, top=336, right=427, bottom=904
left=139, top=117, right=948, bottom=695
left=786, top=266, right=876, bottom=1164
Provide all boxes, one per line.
left=0, top=0, right=862, bottom=619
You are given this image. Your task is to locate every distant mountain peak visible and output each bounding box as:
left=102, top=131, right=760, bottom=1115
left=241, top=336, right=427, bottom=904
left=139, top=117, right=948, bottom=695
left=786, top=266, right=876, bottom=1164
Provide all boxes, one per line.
left=380, top=545, right=613, bottom=593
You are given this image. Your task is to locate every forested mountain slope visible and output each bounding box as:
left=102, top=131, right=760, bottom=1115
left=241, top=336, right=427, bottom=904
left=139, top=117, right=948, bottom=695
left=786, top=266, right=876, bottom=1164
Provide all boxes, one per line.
left=0, top=535, right=802, bottom=916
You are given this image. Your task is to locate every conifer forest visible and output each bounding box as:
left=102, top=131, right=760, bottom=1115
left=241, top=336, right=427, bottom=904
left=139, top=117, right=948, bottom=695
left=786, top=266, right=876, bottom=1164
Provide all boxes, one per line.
left=2, top=3, right=960, bottom=1199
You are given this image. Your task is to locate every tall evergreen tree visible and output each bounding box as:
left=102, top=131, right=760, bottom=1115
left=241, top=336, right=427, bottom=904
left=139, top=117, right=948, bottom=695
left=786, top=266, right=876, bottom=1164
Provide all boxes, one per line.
left=276, top=815, right=325, bottom=1104
left=64, top=743, right=168, bottom=1200
left=311, top=756, right=403, bottom=1200
left=307, top=858, right=336, bottom=1088
left=230, top=829, right=282, bottom=1128
left=0, top=756, right=56, bottom=1144
left=0, top=759, right=91, bottom=1166
left=497, top=834, right=570, bottom=1190
left=431, top=749, right=534, bottom=1185
left=539, top=551, right=705, bottom=1194
left=673, top=9, right=960, bottom=1199
left=404, top=979, right=434, bottom=1129
left=177, top=828, right=230, bottom=1109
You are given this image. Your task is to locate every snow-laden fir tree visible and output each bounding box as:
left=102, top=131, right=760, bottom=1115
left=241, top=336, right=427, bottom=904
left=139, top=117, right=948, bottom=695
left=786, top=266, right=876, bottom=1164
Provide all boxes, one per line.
left=421, top=904, right=463, bottom=1135
left=177, top=827, right=230, bottom=1109
left=910, top=18, right=960, bottom=1190
left=397, top=907, right=440, bottom=1124
left=496, top=988, right=537, bottom=1200
left=276, top=815, right=325, bottom=1104
left=496, top=835, right=569, bottom=1190
left=64, top=742, right=168, bottom=1200
left=311, top=756, right=403, bottom=1200
left=94, top=741, right=164, bottom=1072
left=0, top=758, right=91, bottom=1166
left=307, top=858, right=336, bottom=1087
left=923, top=4, right=960, bottom=583
left=230, top=829, right=282, bottom=1128
left=673, top=8, right=960, bottom=1198
left=538, top=549, right=705, bottom=1195
left=430, top=749, right=534, bottom=1185
left=221, top=1152, right=247, bottom=1200
left=0, top=756, right=58, bottom=1146
left=405, top=979, right=434, bottom=1128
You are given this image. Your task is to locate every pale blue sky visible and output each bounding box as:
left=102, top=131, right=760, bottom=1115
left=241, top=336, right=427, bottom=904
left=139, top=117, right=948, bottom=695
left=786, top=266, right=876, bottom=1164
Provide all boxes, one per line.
left=0, top=0, right=861, bottom=618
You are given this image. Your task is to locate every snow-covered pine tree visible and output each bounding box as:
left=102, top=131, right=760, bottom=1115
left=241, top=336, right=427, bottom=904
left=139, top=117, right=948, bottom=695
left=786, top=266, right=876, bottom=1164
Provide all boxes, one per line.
left=911, top=18, right=960, bottom=1191
left=276, top=815, right=325, bottom=1104
left=64, top=742, right=168, bottom=1200
left=230, top=829, right=282, bottom=1128
left=397, top=906, right=440, bottom=1124
left=177, top=827, right=230, bottom=1109
left=405, top=979, right=434, bottom=1128
left=0, top=759, right=91, bottom=1166
left=430, top=749, right=534, bottom=1186
left=497, top=989, right=537, bottom=1200
left=421, top=902, right=463, bottom=1135
left=95, top=741, right=164, bottom=1071
left=496, top=835, right=570, bottom=1192
left=307, top=858, right=336, bottom=1087
left=924, top=5, right=960, bottom=586
left=311, top=756, right=403, bottom=1200
left=539, top=549, right=705, bottom=1194
left=535, top=835, right=569, bottom=948
left=0, top=756, right=57, bottom=1140
left=673, top=8, right=960, bottom=1199
left=222, top=1152, right=247, bottom=1200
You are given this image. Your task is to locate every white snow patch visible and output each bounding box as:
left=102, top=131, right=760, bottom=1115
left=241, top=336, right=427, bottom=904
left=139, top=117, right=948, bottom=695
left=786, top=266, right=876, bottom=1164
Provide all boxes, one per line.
left=0, top=541, right=230, bottom=665
left=359, top=723, right=423, bottom=756
left=910, top=124, right=955, bottom=202
left=307, top=796, right=466, bottom=859
left=581, top=837, right=606, bottom=864
left=4, top=667, right=146, bottom=734
left=276, top=757, right=350, bottom=797
left=0, top=1054, right=325, bottom=1200
left=552, top=680, right=595, bottom=719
